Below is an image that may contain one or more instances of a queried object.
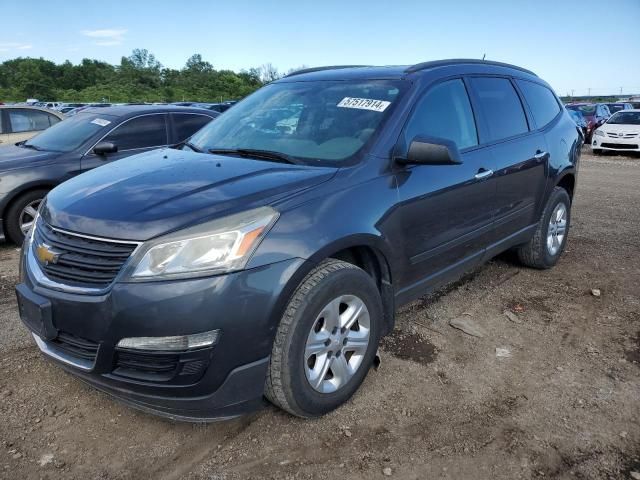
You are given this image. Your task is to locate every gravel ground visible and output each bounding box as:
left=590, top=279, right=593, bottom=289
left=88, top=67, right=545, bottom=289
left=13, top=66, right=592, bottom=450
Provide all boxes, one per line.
left=0, top=149, right=639, bottom=480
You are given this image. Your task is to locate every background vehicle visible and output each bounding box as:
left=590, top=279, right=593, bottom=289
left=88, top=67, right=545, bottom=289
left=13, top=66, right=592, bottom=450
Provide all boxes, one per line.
left=0, top=106, right=63, bottom=146
left=0, top=105, right=218, bottom=243
left=591, top=109, right=640, bottom=154
left=16, top=60, right=580, bottom=421
left=604, top=103, right=633, bottom=114
left=566, top=103, right=610, bottom=142
left=567, top=109, right=588, bottom=138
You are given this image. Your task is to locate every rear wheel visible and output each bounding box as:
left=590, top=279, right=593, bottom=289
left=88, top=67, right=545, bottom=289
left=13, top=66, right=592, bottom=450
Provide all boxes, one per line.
left=517, top=187, right=571, bottom=269
left=5, top=189, right=48, bottom=244
left=265, top=259, right=382, bottom=418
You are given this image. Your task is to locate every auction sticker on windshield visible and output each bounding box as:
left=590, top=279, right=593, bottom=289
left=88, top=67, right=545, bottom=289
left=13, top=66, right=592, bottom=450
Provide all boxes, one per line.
left=337, top=97, right=391, bottom=112
left=91, top=118, right=111, bottom=127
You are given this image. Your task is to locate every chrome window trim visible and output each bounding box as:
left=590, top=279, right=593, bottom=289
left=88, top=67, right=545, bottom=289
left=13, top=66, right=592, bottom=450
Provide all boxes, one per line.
left=83, top=112, right=169, bottom=156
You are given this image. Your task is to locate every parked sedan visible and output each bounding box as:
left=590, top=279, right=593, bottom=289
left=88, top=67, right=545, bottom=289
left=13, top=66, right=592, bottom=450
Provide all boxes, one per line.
left=0, top=105, right=218, bottom=243
left=565, top=103, right=611, bottom=142
left=0, top=106, right=64, bottom=147
left=604, top=103, right=633, bottom=114
left=591, top=109, right=640, bottom=154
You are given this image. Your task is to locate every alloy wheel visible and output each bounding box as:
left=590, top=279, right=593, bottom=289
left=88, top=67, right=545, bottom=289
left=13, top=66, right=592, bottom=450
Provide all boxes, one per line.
left=304, top=294, right=370, bottom=394
left=19, top=199, right=42, bottom=236
left=547, top=202, right=567, bottom=256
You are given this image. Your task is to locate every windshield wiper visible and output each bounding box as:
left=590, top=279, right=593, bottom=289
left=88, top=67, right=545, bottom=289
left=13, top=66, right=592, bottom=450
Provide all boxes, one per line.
left=208, top=148, right=303, bottom=165
left=170, top=140, right=203, bottom=152
left=20, top=143, right=41, bottom=151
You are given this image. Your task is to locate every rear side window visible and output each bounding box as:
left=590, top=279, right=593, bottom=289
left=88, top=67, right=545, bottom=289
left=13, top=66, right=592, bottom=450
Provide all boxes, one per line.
left=8, top=109, right=52, bottom=133
left=172, top=114, right=213, bottom=143
left=103, top=114, right=167, bottom=151
left=404, top=79, right=478, bottom=150
left=469, top=77, right=529, bottom=142
left=517, top=80, right=560, bottom=129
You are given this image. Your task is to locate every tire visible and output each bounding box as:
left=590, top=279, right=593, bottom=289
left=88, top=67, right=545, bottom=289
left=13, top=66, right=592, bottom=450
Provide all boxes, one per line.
left=592, top=148, right=602, bottom=155
left=5, top=189, right=48, bottom=244
left=265, top=259, right=383, bottom=418
left=517, top=187, right=571, bottom=269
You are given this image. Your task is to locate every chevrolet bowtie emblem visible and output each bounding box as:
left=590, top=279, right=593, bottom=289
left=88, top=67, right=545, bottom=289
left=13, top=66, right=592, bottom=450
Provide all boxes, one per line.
left=36, top=244, right=60, bottom=265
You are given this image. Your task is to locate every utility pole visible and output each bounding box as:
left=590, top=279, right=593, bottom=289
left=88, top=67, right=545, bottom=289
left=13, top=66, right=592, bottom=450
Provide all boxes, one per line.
left=588, top=87, right=591, bottom=97
left=571, top=89, right=574, bottom=97
left=620, top=86, right=623, bottom=95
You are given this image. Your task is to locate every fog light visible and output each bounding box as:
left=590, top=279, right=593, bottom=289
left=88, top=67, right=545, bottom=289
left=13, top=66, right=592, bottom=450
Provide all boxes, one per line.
left=116, top=329, right=220, bottom=351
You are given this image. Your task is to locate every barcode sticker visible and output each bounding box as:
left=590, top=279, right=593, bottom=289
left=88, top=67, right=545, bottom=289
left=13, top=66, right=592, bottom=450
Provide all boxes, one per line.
left=337, top=97, right=391, bottom=112
left=91, top=118, right=111, bottom=127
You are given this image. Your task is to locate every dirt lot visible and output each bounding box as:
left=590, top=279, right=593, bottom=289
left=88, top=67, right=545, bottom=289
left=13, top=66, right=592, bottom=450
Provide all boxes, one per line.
left=0, top=149, right=639, bottom=480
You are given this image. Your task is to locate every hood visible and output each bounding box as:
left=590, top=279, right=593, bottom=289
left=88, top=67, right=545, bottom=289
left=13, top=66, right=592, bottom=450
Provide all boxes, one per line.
left=0, top=145, right=60, bottom=172
left=43, top=148, right=336, bottom=240
left=598, top=123, right=640, bottom=134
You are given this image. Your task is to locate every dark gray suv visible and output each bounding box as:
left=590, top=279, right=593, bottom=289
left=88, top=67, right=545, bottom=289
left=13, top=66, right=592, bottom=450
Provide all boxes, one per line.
left=16, top=60, right=581, bottom=421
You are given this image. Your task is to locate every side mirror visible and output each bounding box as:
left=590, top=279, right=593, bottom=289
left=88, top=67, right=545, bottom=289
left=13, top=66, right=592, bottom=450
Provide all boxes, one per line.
left=395, top=135, right=463, bottom=166
left=93, top=141, right=118, bottom=156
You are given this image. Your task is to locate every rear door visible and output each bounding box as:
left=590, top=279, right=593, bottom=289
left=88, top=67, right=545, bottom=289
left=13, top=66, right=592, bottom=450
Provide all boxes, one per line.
left=467, top=76, right=547, bottom=245
left=169, top=113, right=214, bottom=144
left=393, top=78, right=497, bottom=298
left=81, top=113, right=169, bottom=171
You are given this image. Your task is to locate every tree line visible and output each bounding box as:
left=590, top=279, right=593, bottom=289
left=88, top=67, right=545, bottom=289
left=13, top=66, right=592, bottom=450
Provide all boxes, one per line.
left=0, top=49, right=289, bottom=103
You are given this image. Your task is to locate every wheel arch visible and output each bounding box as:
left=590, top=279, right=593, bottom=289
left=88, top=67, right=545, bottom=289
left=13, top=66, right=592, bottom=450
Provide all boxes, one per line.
left=555, top=170, right=576, bottom=201
left=1, top=182, right=55, bottom=236
left=287, top=235, right=397, bottom=336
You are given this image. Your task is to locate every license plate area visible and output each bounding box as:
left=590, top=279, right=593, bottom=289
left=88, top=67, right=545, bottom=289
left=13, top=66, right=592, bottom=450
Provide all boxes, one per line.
left=15, top=284, right=56, bottom=340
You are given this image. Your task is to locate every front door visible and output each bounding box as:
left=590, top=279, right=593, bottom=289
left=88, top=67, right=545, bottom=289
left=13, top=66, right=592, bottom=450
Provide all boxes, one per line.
left=391, top=78, right=497, bottom=302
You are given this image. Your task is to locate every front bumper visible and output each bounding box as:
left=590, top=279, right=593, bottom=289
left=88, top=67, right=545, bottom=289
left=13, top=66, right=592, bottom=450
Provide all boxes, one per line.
left=592, top=135, right=640, bottom=151
left=17, top=246, right=305, bottom=421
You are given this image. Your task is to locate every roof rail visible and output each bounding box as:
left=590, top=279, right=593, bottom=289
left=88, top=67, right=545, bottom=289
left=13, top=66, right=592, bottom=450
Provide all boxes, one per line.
left=405, top=59, right=537, bottom=77
left=284, top=65, right=371, bottom=78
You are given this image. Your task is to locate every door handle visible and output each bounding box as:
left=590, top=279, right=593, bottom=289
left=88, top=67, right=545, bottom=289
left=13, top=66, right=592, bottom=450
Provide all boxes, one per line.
left=474, top=169, right=493, bottom=180
left=534, top=150, right=548, bottom=159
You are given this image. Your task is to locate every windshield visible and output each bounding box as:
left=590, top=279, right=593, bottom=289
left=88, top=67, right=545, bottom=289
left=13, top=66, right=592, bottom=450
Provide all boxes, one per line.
left=607, top=111, right=640, bottom=125
left=188, top=79, right=406, bottom=165
left=606, top=104, right=626, bottom=113
left=25, top=113, right=115, bottom=152
left=567, top=104, right=595, bottom=116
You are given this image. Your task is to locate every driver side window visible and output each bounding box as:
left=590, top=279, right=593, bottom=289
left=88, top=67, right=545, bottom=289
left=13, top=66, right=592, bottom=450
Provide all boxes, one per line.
left=404, top=79, right=478, bottom=150
left=102, top=114, right=167, bottom=151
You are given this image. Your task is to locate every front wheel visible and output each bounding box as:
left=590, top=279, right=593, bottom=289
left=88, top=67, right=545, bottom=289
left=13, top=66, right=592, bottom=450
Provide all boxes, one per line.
left=5, top=189, right=48, bottom=244
left=517, top=186, right=571, bottom=269
left=265, top=259, right=383, bottom=418
left=592, top=148, right=602, bottom=155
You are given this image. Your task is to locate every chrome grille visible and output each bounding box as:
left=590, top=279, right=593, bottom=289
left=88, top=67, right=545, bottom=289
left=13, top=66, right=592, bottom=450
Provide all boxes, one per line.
left=33, top=222, right=138, bottom=288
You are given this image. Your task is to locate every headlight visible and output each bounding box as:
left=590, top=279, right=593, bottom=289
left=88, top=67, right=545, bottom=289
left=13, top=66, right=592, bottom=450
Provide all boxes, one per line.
left=128, top=206, right=278, bottom=279
left=594, top=130, right=605, bottom=137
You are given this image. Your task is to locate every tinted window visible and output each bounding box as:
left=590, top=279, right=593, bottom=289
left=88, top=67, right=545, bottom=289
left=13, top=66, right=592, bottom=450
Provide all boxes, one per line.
left=25, top=113, right=114, bottom=152
left=172, top=114, right=213, bottom=142
left=103, top=114, right=167, bottom=151
left=403, top=79, right=478, bottom=150
left=8, top=109, right=52, bottom=133
left=516, top=80, right=560, bottom=129
left=469, top=77, right=529, bottom=142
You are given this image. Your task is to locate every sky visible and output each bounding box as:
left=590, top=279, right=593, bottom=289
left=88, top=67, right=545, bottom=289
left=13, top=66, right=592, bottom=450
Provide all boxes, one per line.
left=2, top=0, right=639, bottom=96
